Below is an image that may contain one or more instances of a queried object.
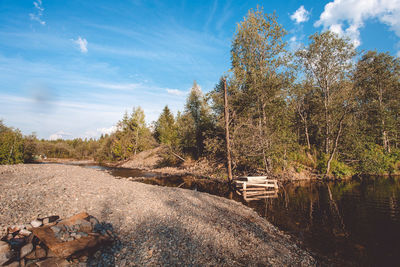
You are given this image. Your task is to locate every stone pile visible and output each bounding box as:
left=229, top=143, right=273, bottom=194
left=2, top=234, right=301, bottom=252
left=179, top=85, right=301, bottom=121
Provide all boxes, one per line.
left=0, top=212, right=113, bottom=266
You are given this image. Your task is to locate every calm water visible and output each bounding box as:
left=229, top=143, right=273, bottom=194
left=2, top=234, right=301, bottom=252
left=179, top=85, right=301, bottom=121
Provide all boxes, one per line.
left=59, top=163, right=400, bottom=266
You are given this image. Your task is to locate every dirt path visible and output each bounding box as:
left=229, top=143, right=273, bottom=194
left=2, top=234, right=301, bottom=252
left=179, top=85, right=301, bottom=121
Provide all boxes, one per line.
left=0, top=164, right=315, bottom=266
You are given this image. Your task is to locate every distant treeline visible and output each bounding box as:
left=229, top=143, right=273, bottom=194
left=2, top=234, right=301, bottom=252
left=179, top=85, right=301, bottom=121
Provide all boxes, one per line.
left=1, top=7, right=400, bottom=178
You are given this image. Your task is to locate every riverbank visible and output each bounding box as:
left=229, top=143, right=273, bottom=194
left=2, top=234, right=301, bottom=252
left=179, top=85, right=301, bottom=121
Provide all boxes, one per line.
left=0, top=164, right=316, bottom=266
left=116, top=146, right=322, bottom=181
left=37, top=147, right=337, bottom=181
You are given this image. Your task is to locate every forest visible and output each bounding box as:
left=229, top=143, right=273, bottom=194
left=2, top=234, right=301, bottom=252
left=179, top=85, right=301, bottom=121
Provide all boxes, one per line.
left=1, top=7, right=400, bottom=178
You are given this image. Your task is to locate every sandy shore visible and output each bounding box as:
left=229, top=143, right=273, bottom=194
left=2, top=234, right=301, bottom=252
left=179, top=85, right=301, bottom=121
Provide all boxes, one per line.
left=0, top=164, right=316, bottom=266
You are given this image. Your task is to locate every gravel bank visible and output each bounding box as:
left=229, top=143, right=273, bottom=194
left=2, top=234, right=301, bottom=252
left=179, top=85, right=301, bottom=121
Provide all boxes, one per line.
left=0, top=164, right=316, bottom=266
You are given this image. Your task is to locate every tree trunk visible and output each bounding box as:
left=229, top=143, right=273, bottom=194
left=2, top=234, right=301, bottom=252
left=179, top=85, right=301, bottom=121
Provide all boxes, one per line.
left=223, top=78, right=233, bottom=183
left=134, top=128, right=139, bottom=155
left=325, top=114, right=345, bottom=177
left=297, top=104, right=311, bottom=150
left=305, top=120, right=311, bottom=150
left=324, top=98, right=330, bottom=155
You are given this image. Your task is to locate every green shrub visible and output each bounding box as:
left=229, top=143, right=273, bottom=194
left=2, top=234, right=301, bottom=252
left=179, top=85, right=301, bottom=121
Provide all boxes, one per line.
left=330, top=159, right=354, bottom=178
left=357, top=143, right=400, bottom=174
left=317, top=153, right=353, bottom=178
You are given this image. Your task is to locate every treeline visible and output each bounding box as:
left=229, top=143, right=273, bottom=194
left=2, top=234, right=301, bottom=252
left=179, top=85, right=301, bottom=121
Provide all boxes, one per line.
left=0, top=121, right=36, bottom=164
left=152, top=8, right=400, bottom=177
left=1, top=7, right=399, bottom=178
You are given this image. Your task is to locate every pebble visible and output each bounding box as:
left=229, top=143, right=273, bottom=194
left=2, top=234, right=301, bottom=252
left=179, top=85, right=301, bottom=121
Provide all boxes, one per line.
left=50, top=226, right=60, bottom=234
left=19, top=229, right=32, bottom=236
left=0, top=164, right=317, bottom=266
left=30, top=220, right=42, bottom=228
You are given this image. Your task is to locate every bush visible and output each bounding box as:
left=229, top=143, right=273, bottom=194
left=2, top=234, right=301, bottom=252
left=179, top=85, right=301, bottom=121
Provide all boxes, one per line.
left=357, top=143, right=400, bottom=175
left=0, top=122, right=24, bottom=164
left=317, top=153, right=353, bottom=178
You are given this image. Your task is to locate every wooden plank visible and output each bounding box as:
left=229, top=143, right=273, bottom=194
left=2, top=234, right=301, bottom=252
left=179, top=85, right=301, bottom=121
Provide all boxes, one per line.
left=245, top=191, right=278, bottom=197
left=244, top=195, right=278, bottom=201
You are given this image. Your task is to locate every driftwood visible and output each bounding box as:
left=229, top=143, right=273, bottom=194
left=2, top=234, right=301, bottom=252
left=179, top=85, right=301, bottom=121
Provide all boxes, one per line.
left=32, top=212, right=110, bottom=258
left=0, top=212, right=113, bottom=266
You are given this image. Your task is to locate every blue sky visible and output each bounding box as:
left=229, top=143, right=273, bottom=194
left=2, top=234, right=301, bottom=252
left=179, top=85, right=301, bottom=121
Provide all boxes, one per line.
left=1, top=0, right=399, bottom=139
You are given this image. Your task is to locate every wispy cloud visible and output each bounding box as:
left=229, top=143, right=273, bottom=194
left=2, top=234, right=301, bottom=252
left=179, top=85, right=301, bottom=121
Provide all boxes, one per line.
left=80, top=80, right=141, bottom=91
left=49, top=131, right=73, bottom=140
left=288, top=36, right=302, bottom=51
left=290, top=5, right=310, bottom=24
left=84, top=126, right=117, bottom=139
left=216, top=1, right=232, bottom=31
left=166, top=88, right=186, bottom=96
left=74, top=37, right=88, bottom=53
left=29, top=0, right=45, bottom=25
left=205, top=0, right=218, bottom=30
left=315, top=0, right=400, bottom=48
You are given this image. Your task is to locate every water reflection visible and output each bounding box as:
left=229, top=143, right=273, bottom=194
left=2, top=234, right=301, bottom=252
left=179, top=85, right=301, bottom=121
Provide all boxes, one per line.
left=256, top=177, right=400, bottom=266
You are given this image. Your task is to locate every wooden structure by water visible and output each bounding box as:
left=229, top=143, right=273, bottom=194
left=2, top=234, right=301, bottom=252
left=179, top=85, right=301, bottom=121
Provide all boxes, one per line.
left=234, top=176, right=279, bottom=202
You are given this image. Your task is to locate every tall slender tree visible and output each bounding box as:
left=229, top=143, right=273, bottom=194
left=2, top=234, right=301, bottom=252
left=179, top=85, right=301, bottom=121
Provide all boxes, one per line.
left=230, top=7, right=292, bottom=173
left=354, top=51, right=400, bottom=152
left=296, top=31, right=356, bottom=176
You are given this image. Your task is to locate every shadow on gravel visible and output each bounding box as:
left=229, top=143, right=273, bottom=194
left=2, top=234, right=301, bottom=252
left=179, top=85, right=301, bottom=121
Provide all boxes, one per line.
left=135, top=187, right=315, bottom=266
left=85, top=202, right=122, bottom=266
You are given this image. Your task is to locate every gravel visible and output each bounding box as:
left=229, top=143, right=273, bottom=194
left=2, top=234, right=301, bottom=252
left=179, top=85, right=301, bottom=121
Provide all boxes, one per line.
left=0, top=164, right=316, bottom=266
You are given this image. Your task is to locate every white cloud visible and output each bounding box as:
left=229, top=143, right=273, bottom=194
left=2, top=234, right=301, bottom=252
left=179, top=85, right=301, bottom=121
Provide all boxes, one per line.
left=49, top=131, right=73, bottom=140
left=289, top=36, right=302, bottom=51
left=315, top=0, right=400, bottom=48
left=166, top=88, right=185, bottom=96
left=80, top=80, right=140, bottom=91
left=29, top=0, right=45, bottom=25
left=290, top=6, right=310, bottom=24
left=84, top=126, right=117, bottom=139
left=74, top=37, right=88, bottom=53
left=97, top=126, right=117, bottom=135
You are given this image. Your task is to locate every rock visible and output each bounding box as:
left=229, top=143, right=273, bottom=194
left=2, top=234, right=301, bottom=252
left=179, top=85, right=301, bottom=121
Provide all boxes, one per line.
left=36, top=248, right=47, bottom=259
left=0, top=249, right=13, bottom=266
left=0, top=241, right=10, bottom=253
left=8, top=238, right=25, bottom=249
left=89, top=217, right=99, bottom=226
left=45, top=249, right=56, bottom=258
left=25, top=261, right=38, bottom=267
left=78, top=220, right=92, bottom=232
left=7, top=226, right=20, bottom=234
left=5, top=261, right=19, bottom=267
left=41, top=216, right=59, bottom=225
left=30, top=220, right=42, bottom=228
left=25, top=247, right=47, bottom=260
left=32, top=214, right=111, bottom=258
left=20, top=243, right=33, bottom=258
left=19, top=229, right=32, bottom=237
left=35, top=258, right=69, bottom=267
left=77, top=232, right=88, bottom=237
left=50, top=226, right=60, bottom=234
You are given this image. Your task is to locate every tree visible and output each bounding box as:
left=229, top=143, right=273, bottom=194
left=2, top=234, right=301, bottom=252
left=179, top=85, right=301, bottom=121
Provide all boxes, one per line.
left=154, top=105, right=178, bottom=147
left=296, top=31, right=356, bottom=176
left=0, top=121, right=30, bottom=164
left=229, top=7, right=293, bottom=173
left=111, top=106, right=155, bottom=160
left=182, top=81, right=213, bottom=158
left=290, top=80, right=314, bottom=150
left=354, top=51, right=400, bottom=152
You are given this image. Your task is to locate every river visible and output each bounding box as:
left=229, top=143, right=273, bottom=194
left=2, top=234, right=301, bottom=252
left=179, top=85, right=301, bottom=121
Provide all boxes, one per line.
left=55, top=163, right=400, bottom=266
